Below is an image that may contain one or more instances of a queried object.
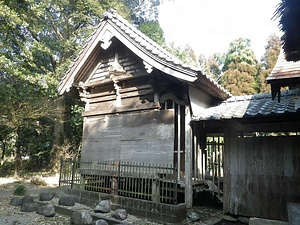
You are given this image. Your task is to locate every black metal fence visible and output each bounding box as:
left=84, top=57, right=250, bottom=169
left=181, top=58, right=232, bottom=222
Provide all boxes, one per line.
left=59, top=159, right=178, bottom=205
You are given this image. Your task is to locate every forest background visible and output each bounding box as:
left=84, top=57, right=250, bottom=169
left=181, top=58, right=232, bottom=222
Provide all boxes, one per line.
left=0, top=0, right=280, bottom=174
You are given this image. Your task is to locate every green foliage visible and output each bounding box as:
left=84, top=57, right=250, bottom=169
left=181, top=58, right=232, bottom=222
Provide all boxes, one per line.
left=123, top=0, right=162, bottom=24
left=257, top=34, right=280, bottom=93
left=222, top=38, right=257, bottom=72
left=138, top=21, right=165, bottom=45
left=218, top=38, right=258, bottom=95
left=199, top=53, right=225, bottom=79
left=204, top=35, right=280, bottom=96
left=68, top=100, right=84, bottom=150
left=165, top=42, right=199, bottom=67
left=14, top=184, right=26, bottom=196
left=0, top=160, right=16, bottom=176
left=220, top=62, right=258, bottom=95
left=0, top=0, right=131, bottom=173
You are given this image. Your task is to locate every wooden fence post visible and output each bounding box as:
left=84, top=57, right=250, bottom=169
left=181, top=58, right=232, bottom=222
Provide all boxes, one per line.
left=59, top=157, right=63, bottom=186
left=71, top=159, right=76, bottom=188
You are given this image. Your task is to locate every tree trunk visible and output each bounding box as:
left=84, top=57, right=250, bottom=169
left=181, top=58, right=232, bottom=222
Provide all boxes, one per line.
left=49, top=96, right=65, bottom=171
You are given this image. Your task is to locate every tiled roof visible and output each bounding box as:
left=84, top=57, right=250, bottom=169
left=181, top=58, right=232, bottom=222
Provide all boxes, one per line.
left=267, top=50, right=300, bottom=81
left=193, top=89, right=300, bottom=121
left=58, top=9, right=230, bottom=99
left=103, top=10, right=191, bottom=69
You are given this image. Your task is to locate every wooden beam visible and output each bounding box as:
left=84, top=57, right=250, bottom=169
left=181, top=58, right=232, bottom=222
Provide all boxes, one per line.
left=83, top=102, right=160, bottom=116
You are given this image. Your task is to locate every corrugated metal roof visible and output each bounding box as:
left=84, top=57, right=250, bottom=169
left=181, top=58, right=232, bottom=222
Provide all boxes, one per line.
left=193, top=89, right=300, bottom=121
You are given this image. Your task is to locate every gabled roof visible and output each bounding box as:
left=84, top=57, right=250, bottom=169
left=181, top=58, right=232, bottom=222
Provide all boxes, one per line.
left=267, top=50, right=300, bottom=101
left=267, top=50, right=300, bottom=81
left=193, top=89, right=300, bottom=121
left=57, top=9, right=230, bottom=100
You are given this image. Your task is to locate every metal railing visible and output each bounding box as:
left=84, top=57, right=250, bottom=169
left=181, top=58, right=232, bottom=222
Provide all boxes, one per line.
left=59, top=159, right=178, bottom=205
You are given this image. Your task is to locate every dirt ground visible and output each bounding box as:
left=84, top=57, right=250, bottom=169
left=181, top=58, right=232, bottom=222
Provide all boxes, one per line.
left=0, top=174, right=229, bottom=225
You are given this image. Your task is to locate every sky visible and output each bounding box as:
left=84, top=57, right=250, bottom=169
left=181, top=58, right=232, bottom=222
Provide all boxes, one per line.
left=158, top=0, right=282, bottom=60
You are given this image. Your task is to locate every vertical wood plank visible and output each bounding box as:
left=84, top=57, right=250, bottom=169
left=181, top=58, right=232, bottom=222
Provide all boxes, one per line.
left=185, top=106, right=193, bottom=208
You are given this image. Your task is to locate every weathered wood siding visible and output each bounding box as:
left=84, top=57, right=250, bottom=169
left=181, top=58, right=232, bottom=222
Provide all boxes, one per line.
left=78, top=39, right=187, bottom=167
left=224, top=135, right=300, bottom=221
left=81, top=110, right=174, bottom=165
left=86, top=41, right=149, bottom=86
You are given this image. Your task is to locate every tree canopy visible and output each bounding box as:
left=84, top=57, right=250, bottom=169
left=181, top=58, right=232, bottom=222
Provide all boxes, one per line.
left=0, top=0, right=133, bottom=172
left=203, top=36, right=280, bottom=96
left=218, top=38, right=258, bottom=95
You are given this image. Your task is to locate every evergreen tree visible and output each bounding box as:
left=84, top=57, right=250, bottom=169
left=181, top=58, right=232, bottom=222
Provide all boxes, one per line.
left=257, top=34, right=281, bottom=93
left=220, top=38, right=258, bottom=95
left=138, top=21, right=165, bottom=45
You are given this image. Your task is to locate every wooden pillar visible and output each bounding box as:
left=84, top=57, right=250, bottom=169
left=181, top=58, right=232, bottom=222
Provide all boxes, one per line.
left=223, top=123, right=240, bottom=214
left=185, top=106, right=193, bottom=208
left=80, top=175, right=86, bottom=189
left=152, top=175, right=160, bottom=202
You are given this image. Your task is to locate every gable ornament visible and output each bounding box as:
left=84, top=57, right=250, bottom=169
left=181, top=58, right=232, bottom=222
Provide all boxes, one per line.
left=100, top=29, right=114, bottom=50
left=143, top=61, right=153, bottom=73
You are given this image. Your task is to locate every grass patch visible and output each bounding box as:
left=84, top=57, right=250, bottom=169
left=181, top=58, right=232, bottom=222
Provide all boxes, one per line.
left=14, top=184, right=26, bottom=196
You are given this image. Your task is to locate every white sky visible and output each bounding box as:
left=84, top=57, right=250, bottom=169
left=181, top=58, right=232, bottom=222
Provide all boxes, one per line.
left=158, top=0, right=282, bottom=60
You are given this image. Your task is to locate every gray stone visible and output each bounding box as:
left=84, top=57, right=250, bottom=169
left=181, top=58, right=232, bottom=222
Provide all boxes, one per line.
left=249, top=217, right=288, bottom=225
left=92, top=219, right=109, bottom=225
left=59, top=196, right=76, bottom=206
left=9, top=197, right=23, bottom=206
left=238, top=216, right=250, bottom=224
left=288, top=203, right=300, bottom=225
left=94, top=200, right=111, bottom=213
left=222, top=214, right=238, bottom=222
left=39, top=193, right=55, bottom=201
left=187, top=211, right=201, bottom=222
left=21, top=196, right=34, bottom=205
left=37, top=204, right=56, bottom=217
left=111, top=209, right=127, bottom=220
left=21, top=202, right=39, bottom=212
left=70, top=210, right=93, bottom=225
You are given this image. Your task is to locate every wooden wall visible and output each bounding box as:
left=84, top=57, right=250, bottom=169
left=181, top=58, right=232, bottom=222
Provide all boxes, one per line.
left=81, top=110, right=174, bottom=165
left=78, top=39, right=188, bottom=167
left=224, top=135, right=300, bottom=221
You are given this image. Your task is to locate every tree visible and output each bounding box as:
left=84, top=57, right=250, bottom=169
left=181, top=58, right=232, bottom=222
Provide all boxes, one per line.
left=257, top=34, right=281, bottom=93
left=123, top=0, right=162, bottom=24
left=222, top=38, right=257, bottom=72
left=138, top=21, right=165, bottom=45
left=199, top=53, right=225, bottom=79
left=0, top=0, right=130, bottom=171
left=165, top=43, right=199, bottom=67
left=220, top=38, right=258, bottom=95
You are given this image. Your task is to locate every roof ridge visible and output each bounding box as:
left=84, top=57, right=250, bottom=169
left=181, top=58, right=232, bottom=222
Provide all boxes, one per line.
left=104, top=9, right=193, bottom=69
left=102, top=10, right=231, bottom=97
left=58, top=9, right=231, bottom=99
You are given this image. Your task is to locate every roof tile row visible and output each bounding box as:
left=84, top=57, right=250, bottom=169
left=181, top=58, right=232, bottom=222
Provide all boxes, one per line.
left=194, top=89, right=300, bottom=121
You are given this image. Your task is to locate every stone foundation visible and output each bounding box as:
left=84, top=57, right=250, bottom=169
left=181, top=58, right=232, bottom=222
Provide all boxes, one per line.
left=56, top=187, right=187, bottom=224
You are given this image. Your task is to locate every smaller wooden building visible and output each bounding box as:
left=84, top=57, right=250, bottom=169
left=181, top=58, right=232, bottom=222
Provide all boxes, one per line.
left=267, top=50, right=300, bottom=101
left=192, top=52, right=300, bottom=220
left=57, top=9, right=230, bottom=207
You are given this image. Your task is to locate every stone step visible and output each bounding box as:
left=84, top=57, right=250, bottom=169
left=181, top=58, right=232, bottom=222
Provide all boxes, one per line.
left=249, top=217, right=288, bottom=225
left=287, top=203, right=300, bottom=225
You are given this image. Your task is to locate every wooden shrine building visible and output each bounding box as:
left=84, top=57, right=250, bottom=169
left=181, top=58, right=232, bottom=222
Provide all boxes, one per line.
left=57, top=9, right=230, bottom=208
left=58, top=9, right=300, bottom=223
